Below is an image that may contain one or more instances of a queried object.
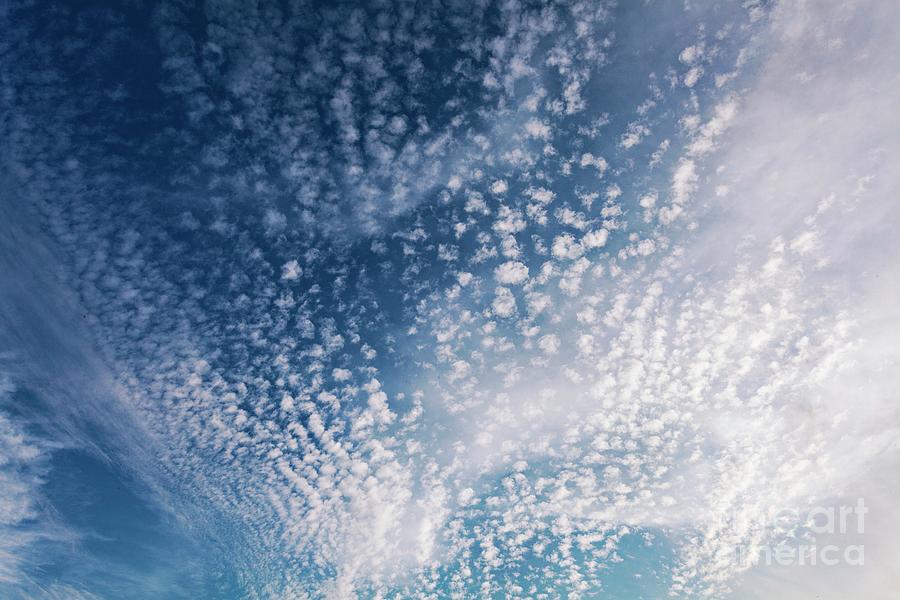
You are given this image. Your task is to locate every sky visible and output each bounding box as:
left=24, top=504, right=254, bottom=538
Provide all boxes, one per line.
left=1, top=0, right=899, bottom=598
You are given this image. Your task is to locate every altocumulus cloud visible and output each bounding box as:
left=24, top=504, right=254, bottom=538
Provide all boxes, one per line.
left=1, top=0, right=898, bottom=599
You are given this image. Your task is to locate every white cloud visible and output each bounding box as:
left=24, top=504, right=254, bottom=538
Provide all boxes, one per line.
left=551, top=233, right=584, bottom=260
left=582, top=229, right=609, bottom=249
left=490, top=179, right=508, bottom=195
left=538, top=334, right=560, bottom=355
left=687, top=96, right=739, bottom=156
left=494, top=261, right=529, bottom=285
left=524, top=118, right=552, bottom=140
left=332, top=368, right=352, bottom=382
left=492, top=287, right=517, bottom=318
left=671, top=160, right=697, bottom=203
left=683, top=65, right=703, bottom=87
left=281, top=260, right=302, bottom=280
left=464, top=192, right=490, bottom=215
left=526, top=187, right=555, bottom=205
left=492, top=206, right=527, bottom=235
left=619, top=122, right=650, bottom=149
left=679, top=44, right=703, bottom=65
left=457, top=487, right=476, bottom=506
left=579, top=152, right=608, bottom=174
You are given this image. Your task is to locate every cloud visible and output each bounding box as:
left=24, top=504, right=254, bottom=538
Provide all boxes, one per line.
left=280, top=260, right=302, bottom=280
left=494, top=261, right=529, bottom=285
left=4, top=0, right=896, bottom=598
left=492, top=287, right=518, bottom=318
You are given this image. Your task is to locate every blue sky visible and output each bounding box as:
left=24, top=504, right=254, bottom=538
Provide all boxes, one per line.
left=1, top=0, right=899, bottom=598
